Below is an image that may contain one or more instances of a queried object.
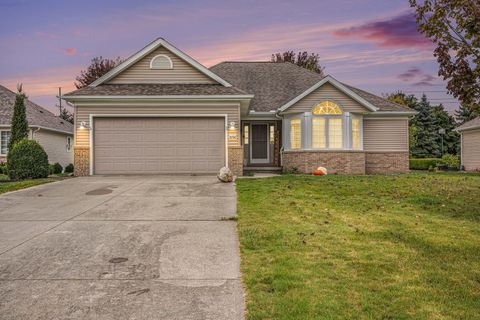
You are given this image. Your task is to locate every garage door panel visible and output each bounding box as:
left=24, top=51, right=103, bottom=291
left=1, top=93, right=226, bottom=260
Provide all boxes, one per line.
left=94, top=117, right=225, bottom=174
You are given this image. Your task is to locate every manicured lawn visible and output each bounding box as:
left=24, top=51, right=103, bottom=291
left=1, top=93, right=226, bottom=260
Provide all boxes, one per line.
left=0, top=175, right=55, bottom=194
left=236, top=173, right=480, bottom=319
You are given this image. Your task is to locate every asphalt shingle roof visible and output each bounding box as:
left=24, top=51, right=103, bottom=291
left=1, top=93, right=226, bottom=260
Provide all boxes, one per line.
left=64, top=84, right=248, bottom=97
left=456, top=116, right=480, bottom=131
left=210, top=61, right=412, bottom=112
left=0, top=85, right=73, bottom=133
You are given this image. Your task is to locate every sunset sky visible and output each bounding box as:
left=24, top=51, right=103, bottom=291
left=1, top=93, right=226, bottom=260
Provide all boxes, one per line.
left=0, top=0, right=460, bottom=113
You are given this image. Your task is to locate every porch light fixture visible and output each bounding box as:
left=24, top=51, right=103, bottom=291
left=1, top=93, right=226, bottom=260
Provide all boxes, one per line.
left=79, top=121, right=89, bottom=130
left=229, top=121, right=236, bottom=130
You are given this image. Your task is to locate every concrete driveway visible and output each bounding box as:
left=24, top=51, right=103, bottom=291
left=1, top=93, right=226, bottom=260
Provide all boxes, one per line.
left=0, top=175, right=244, bottom=320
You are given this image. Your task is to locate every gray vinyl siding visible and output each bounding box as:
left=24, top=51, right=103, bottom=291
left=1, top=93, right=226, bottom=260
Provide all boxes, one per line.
left=32, top=130, right=73, bottom=167
left=363, top=118, right=409, bottom=151
left=285, top=83, right=371, bottom=114
left=74, top=102, right=240, bottom=148
left=107, top=46, right=217, bottom=84
left=461, top=129, right=480, bottom=171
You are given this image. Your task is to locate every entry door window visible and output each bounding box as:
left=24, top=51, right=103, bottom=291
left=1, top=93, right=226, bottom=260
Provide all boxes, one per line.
left=251, top=124, right=269, bottom=163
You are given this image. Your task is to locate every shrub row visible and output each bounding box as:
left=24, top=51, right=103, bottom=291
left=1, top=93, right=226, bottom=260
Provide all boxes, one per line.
left=409, top=154, right=460, bottom=170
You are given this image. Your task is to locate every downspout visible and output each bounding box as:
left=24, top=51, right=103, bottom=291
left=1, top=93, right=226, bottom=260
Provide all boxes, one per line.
left=275, top=109, right=284, bottom=167
left=31, top=127, right=41, bottom=139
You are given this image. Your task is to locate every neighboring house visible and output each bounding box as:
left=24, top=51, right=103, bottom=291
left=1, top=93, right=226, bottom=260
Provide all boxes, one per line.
left=0, top=85, right=74, bottom=167
left=62, top=38, right=415, bottom=176
left=456, top=117, right=480, bottom=171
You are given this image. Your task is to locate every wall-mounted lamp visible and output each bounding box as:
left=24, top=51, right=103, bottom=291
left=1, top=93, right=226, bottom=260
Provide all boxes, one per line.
left=79, top=121, right=90, bottom=130
left=229, top=121, right=236, bottom=130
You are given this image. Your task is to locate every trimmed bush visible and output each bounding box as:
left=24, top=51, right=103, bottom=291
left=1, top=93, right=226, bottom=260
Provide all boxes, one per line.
left=439, top=154, right=460, bottom=169
left=409, top=158, right=441, bottom=170
left=7, top=139, right=49, bottom=180
left=52, top=162, right=63, bottom=174
left=0, top=162, right=7, bottom=175
left=65, top=163, right=74, bottom=173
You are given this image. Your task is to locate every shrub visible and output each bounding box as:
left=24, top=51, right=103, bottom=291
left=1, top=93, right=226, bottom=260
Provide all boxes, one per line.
left=65, top=163, right=74, bottom=173
left=7, top=139, right=49, bottom=180
left=439, top=154, right=460, bottom=169
left=0, top=162, right=7, bottom=174
left=52, top=162, right=63, bottom=174
left=409, top=158, right=441, bottom=170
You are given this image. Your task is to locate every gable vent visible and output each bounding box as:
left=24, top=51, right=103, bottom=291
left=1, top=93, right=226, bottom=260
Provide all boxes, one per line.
left=150, top=54, right=173, bottom=69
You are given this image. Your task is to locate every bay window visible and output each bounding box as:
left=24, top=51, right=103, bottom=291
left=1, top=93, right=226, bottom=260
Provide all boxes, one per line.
left=290, top=119, right=301, bottom=149
left=285, top=101, right=363, bottom=151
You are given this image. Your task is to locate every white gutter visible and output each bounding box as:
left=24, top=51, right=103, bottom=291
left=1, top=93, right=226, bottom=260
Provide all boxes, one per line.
left=62, top=95, right=254, bottom=101
left=0, top=124, right=73, bottom=135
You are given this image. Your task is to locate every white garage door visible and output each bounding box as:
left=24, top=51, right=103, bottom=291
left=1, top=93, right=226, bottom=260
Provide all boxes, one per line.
left=93, top=117, right=225, bottom=174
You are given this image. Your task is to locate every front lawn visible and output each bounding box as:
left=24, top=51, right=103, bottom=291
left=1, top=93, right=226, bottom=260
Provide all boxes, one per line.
left=236, top=173, right=480, bottom=319
left=0, top=175, right=55, bottom=195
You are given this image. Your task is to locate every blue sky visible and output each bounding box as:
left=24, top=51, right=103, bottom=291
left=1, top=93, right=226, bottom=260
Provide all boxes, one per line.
left=0, top=0, right=459, bottom=113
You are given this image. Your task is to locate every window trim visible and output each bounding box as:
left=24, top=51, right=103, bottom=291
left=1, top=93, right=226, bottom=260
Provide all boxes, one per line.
left=0, top=130, right=10, bottom=156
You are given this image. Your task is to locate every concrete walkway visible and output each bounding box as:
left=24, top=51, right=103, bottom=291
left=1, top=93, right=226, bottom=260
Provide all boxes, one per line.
left=0, top=175, right=244, bottom=320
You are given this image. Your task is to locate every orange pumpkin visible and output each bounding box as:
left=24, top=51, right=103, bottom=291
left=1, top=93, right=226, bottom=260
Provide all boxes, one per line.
left=313, top=170, right=325, bottom=176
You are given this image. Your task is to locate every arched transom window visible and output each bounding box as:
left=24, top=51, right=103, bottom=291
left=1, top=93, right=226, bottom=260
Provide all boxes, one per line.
left=312, top=101, right=342, bottom=115
left=150, top=54, right=173, bottom=69
left=312, top=101, right=344, bottom=149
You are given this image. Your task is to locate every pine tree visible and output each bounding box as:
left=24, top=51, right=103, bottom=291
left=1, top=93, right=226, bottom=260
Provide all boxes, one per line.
left=8, top=84, right=29, bottom=149
left=433, top=105, right=460, bottom=155
left=410, top=95, right=441, bottom=158
left=454, top=104, right=478, bottom=125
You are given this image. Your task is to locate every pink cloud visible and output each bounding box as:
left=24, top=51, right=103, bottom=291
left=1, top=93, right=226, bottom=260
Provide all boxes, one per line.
left=63, top=47, right=77, bottom=56
left=332, top=11, right=432, bottom=49
left=397, top=67, right=436, bottom=86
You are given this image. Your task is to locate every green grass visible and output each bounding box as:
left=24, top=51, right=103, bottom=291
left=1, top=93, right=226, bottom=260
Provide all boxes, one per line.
left=0, top=175, right=54, bottom=194
left=236, top=173, right=480, bottom=319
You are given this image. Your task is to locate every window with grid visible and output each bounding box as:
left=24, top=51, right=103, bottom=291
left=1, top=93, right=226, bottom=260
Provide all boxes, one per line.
left=244, top=125, right=249, bottom=145
left=1, top=131, right=10, bottom=155
left=328, top=118, right=343, bottom=148
left=312, top=117, right=326, bottom=148
left=290, top=119, right=301, bottom=149
left=352, top=118, right=361, bottom=150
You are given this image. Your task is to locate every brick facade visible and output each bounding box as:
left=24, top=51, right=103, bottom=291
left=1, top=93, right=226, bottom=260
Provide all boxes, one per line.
left=282, top=150, right=409, bottom=175
left=228, top=146, right=243, bottom=176
left=365, top=152, right=409, bottom=174
left=74, top=146, right=89, bottom=176
left=0, top=156, right=5, bottom=163
left=283, top=150, right=366, bottom=174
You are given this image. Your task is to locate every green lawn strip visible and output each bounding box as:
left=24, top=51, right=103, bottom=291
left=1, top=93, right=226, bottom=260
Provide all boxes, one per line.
left=0, top=178, right=54, bottom=194
left=236, top=173, right=480, bottom=320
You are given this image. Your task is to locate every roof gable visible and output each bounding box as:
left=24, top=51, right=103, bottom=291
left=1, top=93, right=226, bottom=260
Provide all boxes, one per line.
left=279, top=75, right=378, bottom=112
left=91, top=38, right=232, bottom=87
left=0, top=85, right=73, bottom=134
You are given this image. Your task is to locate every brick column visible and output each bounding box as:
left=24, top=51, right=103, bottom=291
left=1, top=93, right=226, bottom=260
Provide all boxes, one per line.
left=228, top=146, right=243, bottom=176
left=74, top=146, right=89, bottom=176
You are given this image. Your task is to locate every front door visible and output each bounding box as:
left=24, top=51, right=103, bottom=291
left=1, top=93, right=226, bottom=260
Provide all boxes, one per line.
left=250, top=124, right=269, bottom=164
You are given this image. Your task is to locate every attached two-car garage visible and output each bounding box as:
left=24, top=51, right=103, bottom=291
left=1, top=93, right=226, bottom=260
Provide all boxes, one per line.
left=93, top=117, right=226, bottom=174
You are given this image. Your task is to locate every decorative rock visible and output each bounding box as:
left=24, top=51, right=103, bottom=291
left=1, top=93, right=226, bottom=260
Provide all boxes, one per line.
left=217, top=167, right=234, bottom=182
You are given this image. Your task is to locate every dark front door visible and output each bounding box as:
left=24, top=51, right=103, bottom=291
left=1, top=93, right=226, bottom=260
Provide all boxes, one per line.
left=251, top=124, right=269, bottom=163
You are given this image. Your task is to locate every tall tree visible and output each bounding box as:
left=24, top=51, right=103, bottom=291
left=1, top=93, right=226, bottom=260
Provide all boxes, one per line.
left=8, top=84, right=29, bottom=149
left=455, top=103, right=478, bottom=124
left=271, top=51, right=325, bottom=76
left=433, top=105, right=460, bottom=155
left=75, top=56, right=123, bottom=88
left=410, top=95, right=441, bottom=158
left=410, top=0, right=480, bottom=111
